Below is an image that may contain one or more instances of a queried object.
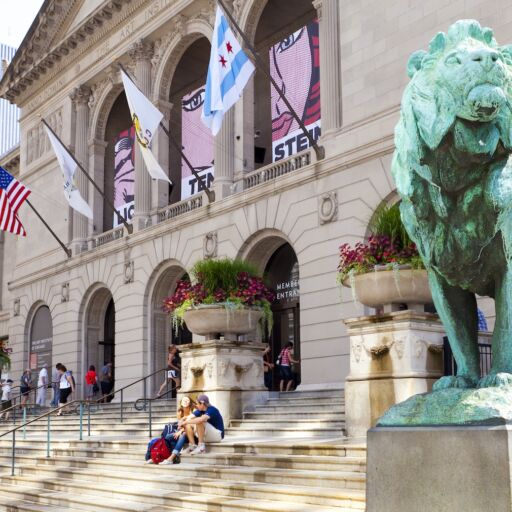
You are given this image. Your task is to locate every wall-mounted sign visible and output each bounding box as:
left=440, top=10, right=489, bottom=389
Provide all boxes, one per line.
left=30, top=337, right=52, bottom=371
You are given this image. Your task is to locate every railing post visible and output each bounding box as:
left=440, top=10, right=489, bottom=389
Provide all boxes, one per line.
left=47, top=414, right=51, bottom=458
left=149, top=398, right=152, bottom=438
left=143, top=378, right=147, bottom=405
left=79, top=402, right=83, bottom=440
left=88, top=402, right=91, bottom=437
left=120, top=389, right=124, bottom=423
left=22, top=408, right=26, bottom=440
left=11, top=430, right=15, bottom=476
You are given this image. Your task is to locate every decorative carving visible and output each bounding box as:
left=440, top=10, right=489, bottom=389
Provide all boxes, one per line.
left=318, top=191, right=338, bottom=224
left=26, top=108, right=62, bottom=164
left=233, top=0, right=243, bottom=20
left=203, top=231, right=218, bottom=259
left=312, top=0, right=323, bottom=19
left=124, top=261, right=134, bottom=284
left=428, top=344, right=444, bottom=355
left=70, top=85, right=92, bottom=107
left=352, top=338, right=363, bottom=363
left=129, top=39, right=154, bottom=62
left=191, top=364, right=205, bottom=377
left=234, top=363, right=253, bottom=377
left=206, top=361, right=214, bottom=378
left=370, top=345, right=390, bottom=358
left=61, top=283, right=70, bottom=303
left=219, top=359, right=230, bottom=376
left=394, top=336, right=406, bottom=359
left=182, top=361, right=190, bottom=382
left=13, top=299, right=20, bottom=317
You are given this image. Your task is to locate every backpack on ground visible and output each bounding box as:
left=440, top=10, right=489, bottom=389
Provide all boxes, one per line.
left=150, top=437, right=171, bottom=464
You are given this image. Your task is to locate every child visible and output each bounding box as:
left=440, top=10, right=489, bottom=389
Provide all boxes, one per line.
left=0, top=379, right=13, bottom=421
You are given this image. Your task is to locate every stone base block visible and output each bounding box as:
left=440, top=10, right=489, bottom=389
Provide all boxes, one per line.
left=178, top=340, right=268, bottom=423
left=367, top=425, right=512, bottom=512
left=345, top=377, right=436, bottom=437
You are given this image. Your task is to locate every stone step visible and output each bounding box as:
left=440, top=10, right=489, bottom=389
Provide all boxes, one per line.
left=1, top=469, right=365, bottom=511
left=4, top=453, right=366, bottom=490
left=13, top=459, right=367, bottom=498
left=267, top=397, right=345, bottom=406
left=276, top=389, right=345, bottom=399
left=242, top=411, right=344, bottom=420
left=0, top=478, right=361, bottom=512
left=0, top=443, right=366, bottom=472
left=254, top=403, right=344, bottom=413
left=0, top=495, right=85, bottom=512
left=226, top=428, right=345, bottom=438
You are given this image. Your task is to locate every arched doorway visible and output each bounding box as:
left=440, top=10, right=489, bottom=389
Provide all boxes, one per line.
left=149, top=265, right=192, bottom=395
left=29, top=305, right=53, bottom=374
left=252, top=0, right=320, bottom=167
left=84, top=287, right=115, bottom=391
left=168, top=37, right=213, bottom=203
left=264, top=242, right=300, bottom=390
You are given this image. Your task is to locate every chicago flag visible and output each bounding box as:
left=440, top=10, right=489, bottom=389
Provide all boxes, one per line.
left=202, top=5, right=255, bottom=135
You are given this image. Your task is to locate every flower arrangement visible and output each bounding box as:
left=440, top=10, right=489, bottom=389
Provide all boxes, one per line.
left=337, top=203, right=424, bottom=282
left=163, top=258, right=275, bottom=335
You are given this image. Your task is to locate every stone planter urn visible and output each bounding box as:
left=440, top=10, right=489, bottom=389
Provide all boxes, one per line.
left=183, top=304, right=263, bottom=340
left=343, top=267, right=431, bottom=311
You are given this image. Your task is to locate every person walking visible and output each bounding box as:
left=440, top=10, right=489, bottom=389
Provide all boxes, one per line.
left=56, top=363, right=75, bottom=416
left=100, top=362, right=113, bottom=403
left=51, top=364, right=60, bottom=407
left=36, top=363, right=48, bottom=407
left=19, top=369, right=32, bottom=409
left=180, top=394, right=224, bottom=455
left=0, top=379, right=13, bottom=421
left=157, top=345, right=181, bottom=398
left=277, top=342, right=300, bottom=392
left=85, top=365, right=98, bottom=401
left=262, top=344, right=274, bottom=390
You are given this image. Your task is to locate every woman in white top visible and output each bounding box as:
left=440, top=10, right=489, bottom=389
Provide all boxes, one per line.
left=56, top=363, right=75, bottom=416
left=36, top=363, right=48, bottom=407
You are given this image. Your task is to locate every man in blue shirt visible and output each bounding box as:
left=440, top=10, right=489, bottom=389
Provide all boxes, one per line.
left=179, top=394, right=224, bottom=455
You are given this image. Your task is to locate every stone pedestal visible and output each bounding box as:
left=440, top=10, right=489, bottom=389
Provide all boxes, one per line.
left=367, top=425, right=512, bottom=512
left=178, top=340, right=267, bottom=424
left=344, top=311, right=445, bottom=437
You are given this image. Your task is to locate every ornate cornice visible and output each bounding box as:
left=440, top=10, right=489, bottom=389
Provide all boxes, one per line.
left=0, top=0, right=126, bottom=103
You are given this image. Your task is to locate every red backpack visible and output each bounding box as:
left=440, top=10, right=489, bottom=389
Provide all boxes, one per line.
left=150, top=437, right=171, bottom=464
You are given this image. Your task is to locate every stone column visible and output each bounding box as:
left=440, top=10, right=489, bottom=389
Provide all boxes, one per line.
left=152, top=99, right=173, bottom=214
left=88, top=138, right=108, bottom=234
left=70, top=85, right=92, bottom=253
left=313, top=0, right=342, bottom=134
left=129, top=39, right=154, bottom=231
left=213, top=108, right=235, bottom=199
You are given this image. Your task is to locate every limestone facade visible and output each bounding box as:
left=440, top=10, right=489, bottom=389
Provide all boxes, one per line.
left=0, top=0, right=502, bottom=398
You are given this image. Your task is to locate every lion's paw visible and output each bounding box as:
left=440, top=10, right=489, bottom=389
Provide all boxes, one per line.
left=478, top=372, right=512, bottom=388
left=433, top=375, right=477, bottom=391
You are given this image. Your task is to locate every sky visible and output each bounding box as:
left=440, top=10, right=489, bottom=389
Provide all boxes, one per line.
left=0, top=0, right=45, bottom=49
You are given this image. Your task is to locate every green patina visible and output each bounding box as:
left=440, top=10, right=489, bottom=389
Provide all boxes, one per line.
left=387, top=20, right=512, bottom=424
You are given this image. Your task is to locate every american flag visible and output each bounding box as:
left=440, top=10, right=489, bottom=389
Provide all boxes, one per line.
left=0, top=167, right=31, bottom=236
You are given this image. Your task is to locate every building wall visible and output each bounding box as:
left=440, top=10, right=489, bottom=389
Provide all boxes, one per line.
left=0, top=44, right=19, bottom=156
left=0, top=0, right=501, bottom=394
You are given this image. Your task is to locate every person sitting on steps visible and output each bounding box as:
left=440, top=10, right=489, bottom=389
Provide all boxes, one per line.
left=156, top=395, right=197, bottom=465
left=180, top=394, right=224, bottom=455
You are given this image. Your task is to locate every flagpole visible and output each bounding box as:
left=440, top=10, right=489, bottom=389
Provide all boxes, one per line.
left=117, top=64, right=215, bottom=204
left=216, top=0, right=325, bottom=161
left=25, top=199, right=72, bottom=257
left=41, top=119, right=134, bottom=235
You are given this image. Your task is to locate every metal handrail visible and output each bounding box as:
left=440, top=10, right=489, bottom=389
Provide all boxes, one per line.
left=0, top=366, right=179, bottom=475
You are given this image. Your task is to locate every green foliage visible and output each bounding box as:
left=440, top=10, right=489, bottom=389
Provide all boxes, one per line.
left=191, top=258, right=260, bottom=294
left=368, top=203, right=413, bottom=249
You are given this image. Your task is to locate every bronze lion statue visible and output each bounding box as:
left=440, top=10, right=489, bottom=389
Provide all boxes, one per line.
left=392, top=19, right=512, bottom=389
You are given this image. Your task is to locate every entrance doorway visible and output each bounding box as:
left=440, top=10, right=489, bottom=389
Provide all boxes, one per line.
left=264, top=243, right=300, bottom=390
left=99, top=299, right=115, bottom=382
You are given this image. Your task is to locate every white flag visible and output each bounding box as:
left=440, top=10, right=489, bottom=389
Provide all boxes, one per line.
left=121, top=70, right=172, bottom=184
left=44, top=125, right=93, bottom=220
left=202, top=5, right=255, bottom=135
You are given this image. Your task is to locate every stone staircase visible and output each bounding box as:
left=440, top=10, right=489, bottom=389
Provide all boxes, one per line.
left=0, top=389, right=367, bottom=511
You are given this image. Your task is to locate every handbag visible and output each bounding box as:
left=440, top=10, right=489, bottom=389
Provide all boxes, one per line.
left=92, top=383, right=99, bottom=394
left=276, top=351, right=282, bottom=366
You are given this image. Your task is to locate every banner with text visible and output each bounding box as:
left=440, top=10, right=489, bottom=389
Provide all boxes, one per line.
left=113, top=127, right=135, bottom=227
left=270, top=20, right=321, bottom=162
left=181, top=85, right=214, bottom=199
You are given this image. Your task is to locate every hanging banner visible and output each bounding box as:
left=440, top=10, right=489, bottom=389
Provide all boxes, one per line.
left=270, top=20, right=321, bottom=162
left=181, top=85, right=214, bottom=199
left=113, top=127, right=135, bottom=227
